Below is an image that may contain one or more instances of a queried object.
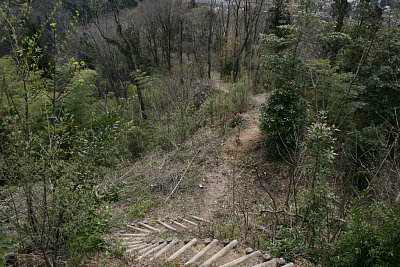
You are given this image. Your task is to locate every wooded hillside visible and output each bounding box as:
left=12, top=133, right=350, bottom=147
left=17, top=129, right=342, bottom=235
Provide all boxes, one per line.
left=0, top=0, right=399, bottom=266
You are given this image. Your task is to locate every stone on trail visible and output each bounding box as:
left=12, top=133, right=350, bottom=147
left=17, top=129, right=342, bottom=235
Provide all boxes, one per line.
left=263, top=253, right=272, bottom=261
left=222, top=238, right=230, bottom=246
left=276, top=257, right=286, bottom=265
left=245, top=247, right=254, bottom=254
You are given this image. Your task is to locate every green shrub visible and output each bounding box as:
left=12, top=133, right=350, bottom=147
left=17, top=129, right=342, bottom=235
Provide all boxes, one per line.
left=129, top=199, right=154, bottom=220
left=65, top=202, right=110, bottom=261
left=217, top=219, right=242, bottom=241
left=229, top=114, right=242, bottom=128
left=270, top=227, right=306, bottom=262
left=0, top=233, right=11, bottom=267
left=127, top=126, right=149, bottom=159
left=151, top=104, right=199, bottom=149
left=201, top=75, right=250, bottom=131
left=260, top=78, right=308, bottom=158
left=202, top=92, right=231, bottom=128
left=228, top=75, right=251, bottom=114
left=343, top=127, right=388, bottom=191
left=63, top=69, right=101, bottom=128
left=331, top=202, right=400, bottom=267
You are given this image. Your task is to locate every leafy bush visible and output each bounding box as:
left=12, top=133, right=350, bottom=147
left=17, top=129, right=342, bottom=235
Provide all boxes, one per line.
left=228, top=75, right=251, bottom=114
left=1, top=101, right=127, bottom=263
left=127, top=126, right=149, bottom=159
left=269, top=227, right=306, bottom=262
left=63, top=69, right=101, bottom=128
left=64, top=197, right=110, bottom=261
left=260, top=78, right=308, bottom=158
left=229, top=114, right=242, bottom=128
left=343, top=126, right=388, bottom=191
left=129, top=199, right=155, bottom=220
left=86, top=112, right=131, bottom=167
left=331, top=202, right=400, bottom=267
left=202, top=92, right=231, bottom=128
left=0, top=233, right=11, bottom=267
left=201, top=75, right=250, bottom=131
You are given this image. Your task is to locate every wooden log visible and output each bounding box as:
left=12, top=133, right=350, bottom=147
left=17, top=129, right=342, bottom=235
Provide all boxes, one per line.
left=151, top=239, right=180, bottom=260
left=189, top=215, right=211, bottom=223
left=179, top=217, right=198, bottom=226
left=126, top=243, right=152, bottom=253
left=167, top=238, right=197, bottom=261
left=138, top=222, right=161, bottom=232
left=199, top=240, right=238, bottom=267
left=126, top=224, right=153, bottom=233
left=137, top=241, right=167, bottom=260
left=156, top=220, right=177, bottom=231
left=172, top=220, right=188, bottom=229
left=218, top=251, right=262, bottom=267
left=137, top=242, right=160, bottom=255
left=185, top=239, right=219, bottom=266
left=118, top=233, right=148, bottom=237
left=252, top=259, right=278, bottom=267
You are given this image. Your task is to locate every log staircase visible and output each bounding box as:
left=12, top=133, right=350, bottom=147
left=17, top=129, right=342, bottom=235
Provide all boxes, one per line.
left=112, top=215, right=295, bottom=267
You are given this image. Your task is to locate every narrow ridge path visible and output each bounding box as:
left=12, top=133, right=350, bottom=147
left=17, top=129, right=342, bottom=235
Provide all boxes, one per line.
left=200, top=91, right=267, bottom=219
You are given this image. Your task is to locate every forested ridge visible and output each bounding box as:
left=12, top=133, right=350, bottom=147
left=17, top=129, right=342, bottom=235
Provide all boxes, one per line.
left=0, top=0, right=399, bottom=266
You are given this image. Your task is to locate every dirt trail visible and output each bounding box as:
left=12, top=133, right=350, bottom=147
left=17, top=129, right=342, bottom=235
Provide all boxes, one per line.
left=210, top=70, right=230, bottom=93
left=224, top=93, right=266, bottom=156
left=132, top=72, right=267, bottom=220
left=106, top=77, right=272, bottom=266
left=200, top=90, right=267, bottom=219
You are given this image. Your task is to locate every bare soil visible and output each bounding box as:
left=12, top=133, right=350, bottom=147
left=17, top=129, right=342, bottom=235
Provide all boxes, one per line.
left=199, top=92, right=267, bottom=219
left=96, top=77, right=317, bottom=266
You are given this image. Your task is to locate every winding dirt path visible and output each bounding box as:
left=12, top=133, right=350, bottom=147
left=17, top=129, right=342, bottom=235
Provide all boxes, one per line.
left=200, top=90, right=267, bottom=219
left=147, top=72, right=267, bottom=220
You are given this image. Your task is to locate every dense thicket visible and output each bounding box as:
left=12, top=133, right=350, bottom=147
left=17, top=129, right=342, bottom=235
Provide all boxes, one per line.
left=258, top=0, right=400, bottom=265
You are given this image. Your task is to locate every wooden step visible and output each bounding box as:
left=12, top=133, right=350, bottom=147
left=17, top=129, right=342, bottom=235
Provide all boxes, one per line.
left=151, top=239, right=180, bottom=260
left=137, top=241, right=167, bottom=260
left=119, top=236, right=145, bottom=241
left=189, top=215, right=211, bottom=223
left=121, top=240, right=144, bottom=246
left=252, top=259, right=280, bottom=267
left=218, top=250, right=262, bottom=267
left=167, top=238, right=198, bottom=261
left=157, top=219, right=178, bottom=231
left=179, top=217, right=198, bottom=226
left=185, top=239, right=219, bottom=266
left=137, top=242, right=161, bottom=255
left=172, top=220, right=188, bottom=229
left=126, top=224, right=153, bottom=233
left=118, top=233, right=148, bottom=237
left=138, top=222, right=161, bottom=232
left=126, top=243, right=152, bottom=253
left=199, top=240, right=238, bottom=267
left=126, top=243, right=148, bottom=250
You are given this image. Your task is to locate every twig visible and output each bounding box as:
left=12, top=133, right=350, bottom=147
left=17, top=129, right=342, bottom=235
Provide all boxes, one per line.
left=165, top=148, right=202, bottom=203
left=259, top=209, right=304, bottom=220
left=159, top=154, right=170, bottom=170
left=369, top=131, right=400, bottom=186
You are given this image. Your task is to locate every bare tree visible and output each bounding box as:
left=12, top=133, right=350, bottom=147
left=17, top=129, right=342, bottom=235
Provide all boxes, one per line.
left=138, top=0, right=161, bottom=66
left=93, top=0, right=147, bottom=119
